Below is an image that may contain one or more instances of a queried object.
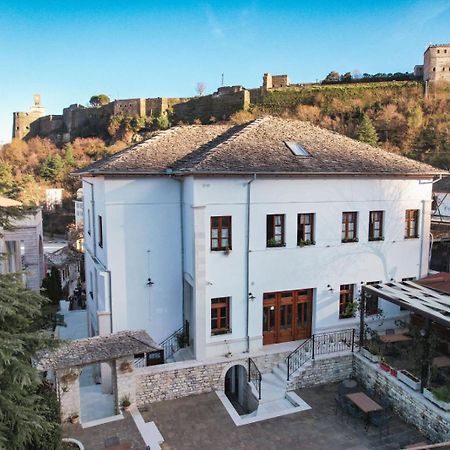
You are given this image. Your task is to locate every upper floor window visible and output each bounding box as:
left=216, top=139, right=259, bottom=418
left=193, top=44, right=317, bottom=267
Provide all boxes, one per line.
left=297, top=213, right=315, bottom=246
left=98, top=215, right=103, bottom=248
left=405, top=209, right=419, bottom=238
left=211, top=216, right=232, bottom=251
left=339, top=284, right=356, bottom=319
left=342, top=212, right=358, bottom=243
left=369, top=211, right=384, bottom=241
left=211, top=297, right=230, bottom=335
left=267, top=214, right=285, bottom=247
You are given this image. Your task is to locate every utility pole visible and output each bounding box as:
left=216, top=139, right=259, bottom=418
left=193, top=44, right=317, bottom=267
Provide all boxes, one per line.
left=221, top=73, right=224, bottom=87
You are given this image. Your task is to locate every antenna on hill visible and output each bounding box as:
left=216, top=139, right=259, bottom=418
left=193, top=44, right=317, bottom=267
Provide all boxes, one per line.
left=221, top=73, right=224, bottom=87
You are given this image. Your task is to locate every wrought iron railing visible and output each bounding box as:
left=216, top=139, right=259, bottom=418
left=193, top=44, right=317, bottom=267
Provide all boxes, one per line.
left=286, top=328, right=356, bottom=380
left=159, top=322, right=188, bottom=362
left=248, top=357, right=262, bottom=400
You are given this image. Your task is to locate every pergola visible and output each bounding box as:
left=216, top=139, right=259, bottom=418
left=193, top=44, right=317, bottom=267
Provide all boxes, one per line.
left=360, top=275, right=450, bottom=389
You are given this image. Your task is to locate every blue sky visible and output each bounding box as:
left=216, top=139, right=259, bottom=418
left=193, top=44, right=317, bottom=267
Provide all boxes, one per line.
left=1, top=0, right=450, bottom=143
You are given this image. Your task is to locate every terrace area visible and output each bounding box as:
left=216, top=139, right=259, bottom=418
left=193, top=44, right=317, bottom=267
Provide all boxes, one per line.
left=139, top=381, right=429, bottom=450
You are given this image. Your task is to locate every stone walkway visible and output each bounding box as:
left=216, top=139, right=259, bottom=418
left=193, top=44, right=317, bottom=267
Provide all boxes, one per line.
left=140, top=383, right=428, bottom=450
left=63, top=412, right=146, bottom=450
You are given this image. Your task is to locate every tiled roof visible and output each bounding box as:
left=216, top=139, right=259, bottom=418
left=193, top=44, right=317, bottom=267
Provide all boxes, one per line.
left=36, top=330, right=161, bottom=370
left=75, top=117, right=445, bottom=177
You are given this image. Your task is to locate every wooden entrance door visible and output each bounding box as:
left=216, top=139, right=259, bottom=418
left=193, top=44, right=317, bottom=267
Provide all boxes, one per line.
left=263, top=289, right=313, bottom=345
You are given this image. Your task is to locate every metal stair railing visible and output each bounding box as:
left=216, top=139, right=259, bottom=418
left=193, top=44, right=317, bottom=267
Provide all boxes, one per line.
left=248, top=357, right=262, bottom=400
left=286, top=328, right=356, bottom=380
left=159, top=323, right=187, bottom=362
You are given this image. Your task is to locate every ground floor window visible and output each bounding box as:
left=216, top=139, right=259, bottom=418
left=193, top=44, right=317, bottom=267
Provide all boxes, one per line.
left=339, top=284, right=355, bottom=319
left=211, top=297, right=230, bottom=335
left=365, top=281, right=381, bottom=315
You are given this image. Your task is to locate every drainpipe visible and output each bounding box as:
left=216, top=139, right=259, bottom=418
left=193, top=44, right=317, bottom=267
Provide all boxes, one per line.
left=419, top=199, right=427, bottom=277
left=84, top=180, right=97, bottom=258
left=245, top=175, right=256, bottom=353
left=171, top=174, right=186, bottom=330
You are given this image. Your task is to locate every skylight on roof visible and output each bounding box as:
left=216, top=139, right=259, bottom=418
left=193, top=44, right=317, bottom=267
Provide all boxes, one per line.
left=285, top=141, right=311, bottom=157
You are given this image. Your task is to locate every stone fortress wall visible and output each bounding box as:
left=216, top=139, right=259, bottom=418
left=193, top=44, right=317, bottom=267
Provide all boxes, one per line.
left=12, top=77, right=266, bottom=142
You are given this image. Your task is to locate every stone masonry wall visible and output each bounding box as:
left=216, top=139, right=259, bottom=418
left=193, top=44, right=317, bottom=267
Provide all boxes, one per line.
left=286, top=353, right=353, bottom=391
left=134, top=350, right=291, bottom=405
left=354, top=353, right=450, bottom=443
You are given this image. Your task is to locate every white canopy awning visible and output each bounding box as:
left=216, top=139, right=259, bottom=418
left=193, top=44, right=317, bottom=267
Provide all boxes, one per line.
left=363, top=280, right=450, bottom=328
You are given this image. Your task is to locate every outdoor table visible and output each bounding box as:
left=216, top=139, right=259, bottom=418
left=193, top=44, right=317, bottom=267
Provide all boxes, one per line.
left=432, top=355, right=450, bottom=368
left=346, top=392, right=383, bottom=414
left=379, top=334, right=412, bottom=343
left=346, top=392, right=383, bottom=430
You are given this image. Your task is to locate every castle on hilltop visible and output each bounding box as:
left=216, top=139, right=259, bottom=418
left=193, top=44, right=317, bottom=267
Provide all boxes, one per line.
left=12, top=43, right=450, bottom=143
left=12, top=73, right=288, bottom=143
left=414, top=44, right=450, bottom=82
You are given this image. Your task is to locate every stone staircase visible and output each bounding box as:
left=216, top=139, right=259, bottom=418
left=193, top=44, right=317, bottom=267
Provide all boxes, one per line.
left=245, top=361, right=309, bottom=419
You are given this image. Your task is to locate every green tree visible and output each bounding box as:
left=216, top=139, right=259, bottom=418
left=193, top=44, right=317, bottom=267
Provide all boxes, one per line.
left=0, top=161, right=21, bottom=199
left=39, top=154, right=65, bottom=182
left=154, top=114, right=170, bottom=130
left=0, top=273, right=61, bottom=449
left=42, top=267, right=63, bottom=304
left=89, top=94, right=110, bottom=107
left=64, top=144, right=76, bottom=167
left=356, top=115, right=379, bottom=146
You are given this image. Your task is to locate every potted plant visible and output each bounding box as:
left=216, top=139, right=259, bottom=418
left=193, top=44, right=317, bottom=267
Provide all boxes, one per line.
left=298, top=239, right=315, bottom=247
left=69, top=413, right=80, bottom=424
left=379, top=358, right=391, bottom=373
left=398, top=370, right=421, bottom=391
left=361, top=343, right=380, bottom=363
left=267, top=238, right=285, bottom=248
left=121, top=396, right=131, bottom=411
left=119, top=361, right=133, bottom=373
left=61, top=370, right=78, bottom=384
left=423, top=386, right=450, bottom=411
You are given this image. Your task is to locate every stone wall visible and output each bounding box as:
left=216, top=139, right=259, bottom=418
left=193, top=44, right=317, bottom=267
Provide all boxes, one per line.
left=134, top=349, right=290, bottom=405
left=354, top=353, right=450, bottom=443
left=286, top=353, right=354, bottom=391
left=424, top=45, right=450, bottom=82
left=56, top=367, right=81, bottom=421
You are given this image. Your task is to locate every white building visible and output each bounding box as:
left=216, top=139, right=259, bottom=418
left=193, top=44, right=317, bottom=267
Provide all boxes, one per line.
left=0, top=196, right=45, bottom=290
left=76, top=117, right=444, bottom=361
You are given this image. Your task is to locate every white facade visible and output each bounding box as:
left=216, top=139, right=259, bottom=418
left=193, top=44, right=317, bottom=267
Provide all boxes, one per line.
left=82, top=174, right=433, bottom=360
left=0, top=207, right=45, bottom=290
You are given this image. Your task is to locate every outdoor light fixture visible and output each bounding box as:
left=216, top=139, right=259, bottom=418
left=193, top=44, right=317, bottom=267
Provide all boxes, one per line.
left=249, top=292, right=256, bottom=301
left=146, top=278, right=154, bottom=286
left=327, top=285, right=333, bottom=292
left=420, top=328, right=427, bottom=337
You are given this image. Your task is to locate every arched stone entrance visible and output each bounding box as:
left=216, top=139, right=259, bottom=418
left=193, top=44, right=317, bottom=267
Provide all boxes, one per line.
left=224, top=364, right=257, bottom=415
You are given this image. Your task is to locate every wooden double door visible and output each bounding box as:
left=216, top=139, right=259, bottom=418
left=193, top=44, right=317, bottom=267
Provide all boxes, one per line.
left=263, top=289, right=313, bottom=345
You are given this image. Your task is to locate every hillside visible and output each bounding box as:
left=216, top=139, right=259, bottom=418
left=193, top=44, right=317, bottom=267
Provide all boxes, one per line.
left=254, top=81, right=450, bottom=170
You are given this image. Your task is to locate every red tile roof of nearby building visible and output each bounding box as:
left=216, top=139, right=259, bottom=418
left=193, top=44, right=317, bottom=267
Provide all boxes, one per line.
left=75, top=116, right=446, bottom=178
left=416, top=272, right=450, bottom=295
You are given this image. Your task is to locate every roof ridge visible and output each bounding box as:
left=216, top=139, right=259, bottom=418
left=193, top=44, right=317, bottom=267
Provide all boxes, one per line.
left=181, top=116, right=270, bottom=171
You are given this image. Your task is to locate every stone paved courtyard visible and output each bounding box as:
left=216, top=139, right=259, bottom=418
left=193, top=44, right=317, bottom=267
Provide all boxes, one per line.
left=63, top=413, right=146, bottom=450
left=140, top=382, right=428, bottom=450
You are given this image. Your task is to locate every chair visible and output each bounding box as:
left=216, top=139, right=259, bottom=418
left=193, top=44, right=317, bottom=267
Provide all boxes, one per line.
left=335, top=394, right=345, bottom=415
left=370, top=412, right=390, bottom=438
left=379, top=397, right=390, bottom=410
left=346, top=402, right=365, bottom=423
left=366, top=387, right=375, bottom=399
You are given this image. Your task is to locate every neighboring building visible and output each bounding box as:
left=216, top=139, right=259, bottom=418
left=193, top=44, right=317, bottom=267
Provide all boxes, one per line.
left=423, top=44, right=450, bottom=83
left=74, top=188, right=84, bottom=229
left=46, top=246, right=82, bottom=297
left=46, top=188, right=64, bottom=210
left=76, top=117, right=443, bottom=361
left=0, top=197, right=45, bottom=289
left=12, top=94, right=45, bottom=139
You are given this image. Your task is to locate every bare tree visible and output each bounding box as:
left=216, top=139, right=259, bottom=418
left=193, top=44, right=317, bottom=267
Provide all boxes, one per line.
left=196, top=82, right=206, bottom=96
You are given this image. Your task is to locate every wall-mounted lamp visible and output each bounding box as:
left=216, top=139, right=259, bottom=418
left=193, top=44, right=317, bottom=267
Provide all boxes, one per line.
left=327, top=285, right=333, bottom=292
left=146, top=278, right=154, bottom=286
left=248, top=292, right=256, bottom=301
